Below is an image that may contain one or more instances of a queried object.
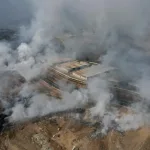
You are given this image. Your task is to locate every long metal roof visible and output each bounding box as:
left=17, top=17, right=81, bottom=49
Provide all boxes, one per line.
left=83, top=64, right=116, bottom=78
left=53, top=60, right=116, bottom=79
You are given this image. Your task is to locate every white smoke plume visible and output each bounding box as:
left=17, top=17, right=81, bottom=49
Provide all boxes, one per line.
left=9, top=85, right=88, bottom=122
left=0, top=0, right=150, bottom=133
left=88, top=78, right=112, bottom=117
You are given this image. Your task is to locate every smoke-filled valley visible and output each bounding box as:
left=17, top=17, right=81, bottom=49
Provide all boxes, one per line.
left=1, top=0, right=150, bottom=149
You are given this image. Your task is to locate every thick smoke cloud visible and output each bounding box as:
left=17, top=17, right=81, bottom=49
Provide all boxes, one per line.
left=0, top=0, right=33, bottom=29
left=0, top=0, right=150, bottom=133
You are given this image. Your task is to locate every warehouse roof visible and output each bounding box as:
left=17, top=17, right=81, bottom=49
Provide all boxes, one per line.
left=84, top=64, right=116, bottom=78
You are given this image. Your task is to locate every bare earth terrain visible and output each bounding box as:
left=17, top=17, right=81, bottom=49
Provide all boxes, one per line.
left=0, top=116, right=150, bottom=150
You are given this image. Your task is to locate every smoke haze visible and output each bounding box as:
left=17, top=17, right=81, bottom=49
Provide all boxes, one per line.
left=0, top=0, right=33, bottom=29
left=0, top=0, right=150, bottom=133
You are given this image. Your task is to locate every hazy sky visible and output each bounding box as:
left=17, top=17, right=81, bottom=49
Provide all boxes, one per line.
left=0, top=0, right=33, bottom=29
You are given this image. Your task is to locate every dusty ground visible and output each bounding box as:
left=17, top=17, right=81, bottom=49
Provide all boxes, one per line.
left=0, top=116, right=150, bottom=150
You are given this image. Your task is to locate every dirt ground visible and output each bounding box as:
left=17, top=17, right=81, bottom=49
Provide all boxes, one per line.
left=0, top=116, right=150, bottom=150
